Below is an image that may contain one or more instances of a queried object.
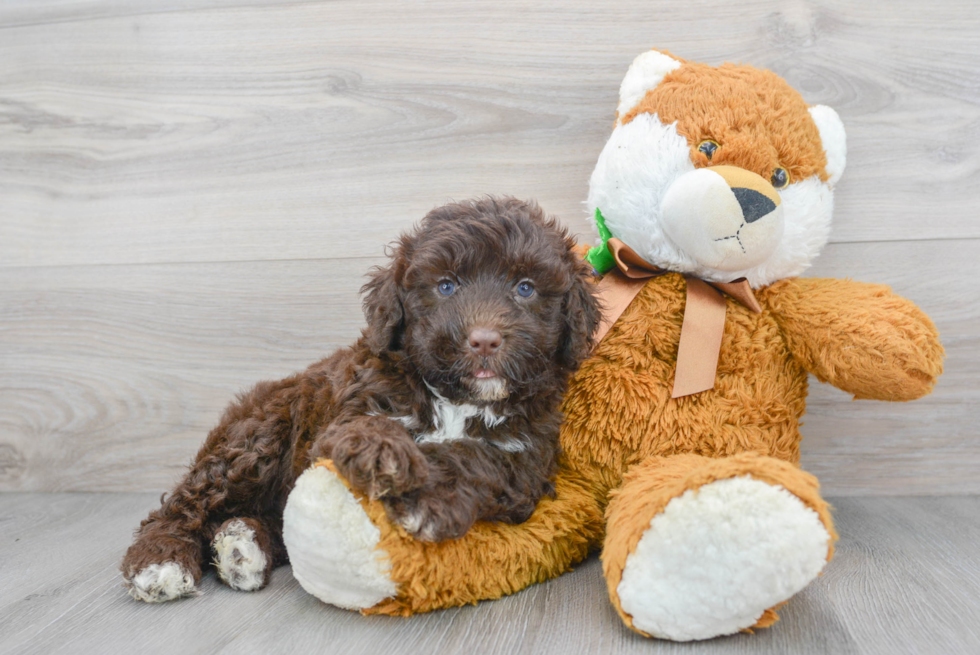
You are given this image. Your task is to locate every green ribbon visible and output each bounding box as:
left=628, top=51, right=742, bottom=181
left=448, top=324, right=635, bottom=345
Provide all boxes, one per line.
left=585, top=208, right=616, bottom=274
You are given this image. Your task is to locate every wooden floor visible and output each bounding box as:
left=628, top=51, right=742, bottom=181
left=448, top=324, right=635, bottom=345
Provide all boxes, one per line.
left=0, top=493, right=977, bottom=655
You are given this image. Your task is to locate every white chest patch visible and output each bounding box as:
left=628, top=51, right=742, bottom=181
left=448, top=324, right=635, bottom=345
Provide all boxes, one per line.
left=413, top=384, right=506, bottom=445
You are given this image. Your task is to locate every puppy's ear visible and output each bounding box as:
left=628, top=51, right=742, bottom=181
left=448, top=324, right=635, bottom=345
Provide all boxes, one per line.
left=557, top=257, right=601, bottom=372
left=361, top=238, right=411, bottom=355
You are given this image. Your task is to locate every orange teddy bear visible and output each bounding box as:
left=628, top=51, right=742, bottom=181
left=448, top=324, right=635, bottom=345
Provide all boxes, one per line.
left=282, top=49, right=944, bottom=641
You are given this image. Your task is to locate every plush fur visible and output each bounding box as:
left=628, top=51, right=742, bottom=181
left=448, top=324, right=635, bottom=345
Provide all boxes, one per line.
left=279, top=50, right=944, bottom=643
left=121, top=196, right=600, bottom=601
left=589, top=49, right=845, bottom=287
left=614, top=474, right=831, bottom=641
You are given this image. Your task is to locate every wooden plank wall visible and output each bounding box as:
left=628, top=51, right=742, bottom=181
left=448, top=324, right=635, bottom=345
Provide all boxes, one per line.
left=1, top=0, right=977, bottom=494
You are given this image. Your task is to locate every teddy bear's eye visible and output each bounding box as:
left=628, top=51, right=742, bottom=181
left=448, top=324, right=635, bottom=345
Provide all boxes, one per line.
left=770, top=167, right=790, bottom=189
left=698, top=140, right=719, bottom=160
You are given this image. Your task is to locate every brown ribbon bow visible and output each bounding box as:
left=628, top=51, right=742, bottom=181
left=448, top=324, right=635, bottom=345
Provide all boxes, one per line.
left=593, top=238, right=762, bottom=398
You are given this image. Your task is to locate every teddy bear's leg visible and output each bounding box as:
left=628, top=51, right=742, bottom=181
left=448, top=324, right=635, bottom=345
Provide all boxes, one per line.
left=283, top=459, right=605, bottom=615
left=602, top=452, right=836, bottom=641
left=283, top=463, right=398, bottom=610
left=211, top=517, right=279, bottom=592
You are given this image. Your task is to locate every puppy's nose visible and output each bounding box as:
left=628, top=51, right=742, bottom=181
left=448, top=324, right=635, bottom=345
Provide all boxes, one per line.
left=468, top=328, right=502, bottom=357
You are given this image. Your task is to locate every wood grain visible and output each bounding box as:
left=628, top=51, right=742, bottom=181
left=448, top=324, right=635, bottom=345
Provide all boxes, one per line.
left=0, top=257, right=369, bottom=492
left=825, top=497, right=980, bottom=654
left=1, top=493, right=977, bottom=654
left=1, top=239, right=976, bottom=494
left=1, top=0, right=978, bottom=495
left=1, top=0, right=979, bottom=269
left=2, top=3, right=978, bottom=653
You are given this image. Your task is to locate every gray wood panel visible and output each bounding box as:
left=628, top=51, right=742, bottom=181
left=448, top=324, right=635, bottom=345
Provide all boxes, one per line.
left=1, top=493, right=978, bottom=654
left=0, top=0, right=299, bottom=29
left=2, top=0, right=978, bottom=495
left=3, top=2, right=978, bottom=653
left=1, top=0, right=979, bottom=269
left=0, top=257, right=368, bottom=492
left=1, top=239, right=977, bottom=494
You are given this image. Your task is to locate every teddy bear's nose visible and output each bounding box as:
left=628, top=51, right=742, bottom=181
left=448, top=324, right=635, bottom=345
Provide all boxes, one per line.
left=732, top=187, right=777, bottom=223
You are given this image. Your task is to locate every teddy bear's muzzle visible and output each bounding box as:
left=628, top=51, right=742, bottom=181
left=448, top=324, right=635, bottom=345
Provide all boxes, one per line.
left=661, top=165, right=784, bottom=272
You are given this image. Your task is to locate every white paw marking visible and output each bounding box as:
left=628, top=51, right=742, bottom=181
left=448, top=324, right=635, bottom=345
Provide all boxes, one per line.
left=617, top=475, right=831, bottom=641
left=126, top=562, right=197, bottom=603
left=396, top=509, right=424, bottom=534
left=212, top=519, right=269, bottom=592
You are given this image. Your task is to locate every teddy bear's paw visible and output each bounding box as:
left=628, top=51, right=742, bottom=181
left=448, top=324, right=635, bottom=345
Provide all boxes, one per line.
left=124, top=562, right=198, bottom=603
left=212, top=519, right=269, bottom=592
left=283, top=465, right=398, bottom=610
left=617, top=475, right=830, bottom=641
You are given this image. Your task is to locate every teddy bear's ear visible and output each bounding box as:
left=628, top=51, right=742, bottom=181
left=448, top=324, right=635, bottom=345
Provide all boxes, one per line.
left=809, top=105, right=847, bottom=186
left=616, top=49, right=683, bottom=123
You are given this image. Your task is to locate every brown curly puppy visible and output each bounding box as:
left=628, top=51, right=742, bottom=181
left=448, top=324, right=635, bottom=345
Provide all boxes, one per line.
left=121, top=197, right=600, bottom=602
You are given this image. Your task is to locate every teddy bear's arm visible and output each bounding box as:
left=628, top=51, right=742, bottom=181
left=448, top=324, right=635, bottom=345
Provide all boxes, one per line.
left=766, top=277, right=944, bottom=401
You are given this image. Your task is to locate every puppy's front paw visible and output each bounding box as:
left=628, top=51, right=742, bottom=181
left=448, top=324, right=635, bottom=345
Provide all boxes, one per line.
left=329, top=417, right=429, bottom=500
left=383, top=492, right=475, bottom=542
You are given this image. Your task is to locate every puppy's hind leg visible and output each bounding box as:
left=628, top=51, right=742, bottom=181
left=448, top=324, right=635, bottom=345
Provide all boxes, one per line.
left=122, top=456, right=230, bottom=602
left=122, top=514, right=204, bottom=603
left=211, top=517, right=278, bottom=592
left=123, top=376, right=301, bottom=602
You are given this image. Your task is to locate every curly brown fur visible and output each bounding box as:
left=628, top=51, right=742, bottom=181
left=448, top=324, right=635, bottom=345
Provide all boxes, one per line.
left=121, top=197, right=600, bottom=601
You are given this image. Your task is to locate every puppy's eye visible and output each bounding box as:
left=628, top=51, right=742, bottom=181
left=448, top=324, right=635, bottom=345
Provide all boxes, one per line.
left=516, top=280, right=535, bottom=298
left=436, top=279, right=456, bottom=296
left=771, top=167, right=790, bottom=189
left=698, top=140, right=719, bottom=160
